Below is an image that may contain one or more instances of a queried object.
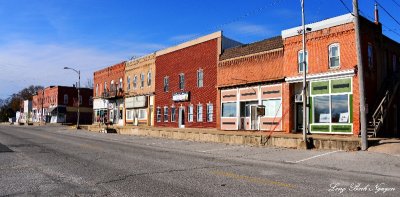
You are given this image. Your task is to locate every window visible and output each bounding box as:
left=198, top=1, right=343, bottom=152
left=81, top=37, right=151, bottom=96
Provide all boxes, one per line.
left=156, top=108, right=161, bottom=122
left=126, top=109, right=133, bottom=120
left=207, top=104, right=213, bottom=122
left=197, top=69, right=203, bottom=87
left=164, top=76, right=169, bottom=92
left=368, top=44, right=373, bottom=69
left=147, top=71, right=152, bottom=86
left=89, top=96, right=93, bottom=106
left=171, top=107, right=176, bottom=122
left=314, top=96, right=330, bottom=123
left=298, top=50, right=308, bottom=72
left=140, top=73, right=144, bottom=88
left=188, top=105, right=193, bottom=122
left=138, top=109, right=147, bottom=120
left=63, top=94, right=68, bottom=104
left=197, top=104, right=203, bottom=122
left=329, top=44, right=340, bottom=68
left=133, top=76, right=137, bottom=89
left=262, top=99, right=282, bottom=117
left=127, top=76, right=131, bottom=91
left=222, top=102, right=236, bottom=117
left=179, top=73, right=185, bottom=90
left=164, top=107, right=169, bottom=122
left=96, top=84, right=98, bottom=96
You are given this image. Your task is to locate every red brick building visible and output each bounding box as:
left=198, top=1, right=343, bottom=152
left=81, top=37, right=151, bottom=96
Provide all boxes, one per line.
left=32, top=86, right=93, bottom=124
left=154, top=31, right=240, bottom=128
left=93, top=61, right=125, bottom=126
left=282, top=13, right=400, bottom=136
left=217, top=36, right=285, bottom=131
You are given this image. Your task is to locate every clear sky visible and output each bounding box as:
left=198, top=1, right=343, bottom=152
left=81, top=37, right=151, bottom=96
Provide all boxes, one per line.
left=1, top=0, right=399, bottom=99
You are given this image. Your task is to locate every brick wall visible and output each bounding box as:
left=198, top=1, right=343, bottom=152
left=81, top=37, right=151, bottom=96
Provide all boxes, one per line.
left=155, top=39, right=218, bottom=128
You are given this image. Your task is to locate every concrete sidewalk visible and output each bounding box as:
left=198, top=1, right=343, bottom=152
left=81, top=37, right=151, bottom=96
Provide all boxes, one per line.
left=84, top=124, right=362, bottom=151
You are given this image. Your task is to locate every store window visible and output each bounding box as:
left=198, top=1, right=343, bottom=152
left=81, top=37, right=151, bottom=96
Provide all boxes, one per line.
left=262, top=99, right=282, bottom=117
left=164, top=107, right=168, bottom=122
left=207, top=104, right=213, bottom=122
left=222, top=102, right=236, bottom=117
left=329, top=43, right=340, bottom=68
left=298, top=50, right=308, bottom=72
left=197, top=104, right=203, bottom=122
left=188, top=105, right=193, bottom=122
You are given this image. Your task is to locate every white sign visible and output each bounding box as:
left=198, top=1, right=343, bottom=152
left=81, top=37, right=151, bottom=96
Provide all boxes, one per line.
left=319, top=113, right=330, bottom=123
left=339, top=113, right=349, bottom=123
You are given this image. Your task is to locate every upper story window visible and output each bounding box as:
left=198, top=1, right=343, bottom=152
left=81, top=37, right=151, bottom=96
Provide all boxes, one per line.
left=127, top=76, right=131, bottom=91
left=298, top=50, right=308, bottom=73
left=64, top=94, right=68, bottom=105
left=164, top=76, right=169, bottom=92
left=197, top=69, right=203, bottom=88
left=179, top=73, right=185, bottom=90
left=368, top=43, right=374, bottom=69
left=133, top=75, right=137, bottom=89
left=329, top=43, right=340, bottom=68
left=95, top=84, right=98, bottom=96
left=147, top=71, right=152, bottom=86
left=140, top=73, right=145, bottom=88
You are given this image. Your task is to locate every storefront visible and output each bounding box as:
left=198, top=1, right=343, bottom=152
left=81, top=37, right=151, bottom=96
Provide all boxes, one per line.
left=220, top=84, right=283, bottom=131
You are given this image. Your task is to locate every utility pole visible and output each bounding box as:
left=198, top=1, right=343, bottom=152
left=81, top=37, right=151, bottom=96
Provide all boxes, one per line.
left=353, top=0, right=368, bottom=150
left=301, top=0, right=308, bottom=146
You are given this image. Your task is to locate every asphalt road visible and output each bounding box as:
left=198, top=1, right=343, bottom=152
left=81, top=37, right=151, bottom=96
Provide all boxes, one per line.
left=0, top=125, right=399, bottom=196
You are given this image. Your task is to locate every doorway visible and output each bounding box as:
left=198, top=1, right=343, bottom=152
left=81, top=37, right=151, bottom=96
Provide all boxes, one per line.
left=178, top=107, right=185, bottom=128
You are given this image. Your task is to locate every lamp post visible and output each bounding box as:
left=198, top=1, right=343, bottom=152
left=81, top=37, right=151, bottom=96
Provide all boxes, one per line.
left=64, top=67, right=80, bottom=129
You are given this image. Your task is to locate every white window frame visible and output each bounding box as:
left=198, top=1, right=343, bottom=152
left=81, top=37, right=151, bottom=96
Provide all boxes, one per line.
left=64, top=94, right=68, bottom=105
left=164, top=107, right=169, bottom=122
left=207, top=103, right=213, bottom=122
left=197, top=104, right=203, bottom=122
left=298, top=50, right=308, bottom=73
left=197, top=69, right=203, bottom=88
left=188, top=105, right=193, bottom=122
left=328, top=43, right=340, bottom=68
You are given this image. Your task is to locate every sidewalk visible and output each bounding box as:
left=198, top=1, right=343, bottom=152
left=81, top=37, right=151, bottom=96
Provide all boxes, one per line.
left=84, top=124, right=362, bottom=151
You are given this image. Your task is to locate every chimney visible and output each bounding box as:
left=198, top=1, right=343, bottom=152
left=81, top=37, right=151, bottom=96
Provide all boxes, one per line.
left=374, top=3, right=379, bottom=24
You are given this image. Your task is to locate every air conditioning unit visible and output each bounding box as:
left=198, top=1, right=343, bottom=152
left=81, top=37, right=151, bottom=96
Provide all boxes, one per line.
left=295, top=94, right=303, bottom=102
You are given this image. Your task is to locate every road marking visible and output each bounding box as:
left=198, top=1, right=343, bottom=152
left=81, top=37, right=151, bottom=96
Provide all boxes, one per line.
left=287, top=150, right=341, bottom=163
left=211, top=170, right=296, bottom=189
left=199, top=147, right=239, bottom=153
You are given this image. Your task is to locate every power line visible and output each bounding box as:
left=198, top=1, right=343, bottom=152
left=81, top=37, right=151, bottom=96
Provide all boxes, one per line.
left=375, top=1, right=400, bottom=27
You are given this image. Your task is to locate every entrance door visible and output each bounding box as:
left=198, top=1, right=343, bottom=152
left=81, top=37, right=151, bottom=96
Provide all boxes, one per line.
left=178, top=108, right=185, bottom=128
left=250, top=105, right=258, bottom=130
left=296, top=103, right=303, bottom=132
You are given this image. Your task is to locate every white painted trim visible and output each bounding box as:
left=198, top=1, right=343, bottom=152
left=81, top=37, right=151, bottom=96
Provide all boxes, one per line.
left=282, top=14, right=354, bottom=39
left=285, top=69, right=355, bottom=83
left=156, top=31, right=222, bottom=56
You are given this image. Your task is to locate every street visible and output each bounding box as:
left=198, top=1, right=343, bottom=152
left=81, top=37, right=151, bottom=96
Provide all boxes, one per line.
left=0, top=125, right=399, bottom=196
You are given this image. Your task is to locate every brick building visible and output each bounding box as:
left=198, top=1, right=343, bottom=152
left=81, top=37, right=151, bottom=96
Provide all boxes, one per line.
left=124, top=53, right=155, bottom=126
left=217, top=36, right=285, bottom=131
left=93, top=61, right=125, bottom=126
left=154, top=31, right=240, bottom=128
left=32, top=86, right=93, bottom=124
left=282, top=13, right=400, bottom=136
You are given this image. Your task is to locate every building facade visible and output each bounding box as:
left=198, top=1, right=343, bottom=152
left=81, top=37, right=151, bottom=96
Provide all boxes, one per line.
left=32, top=86, right=93, bottom=124
left=154, top=31, right=241, bottom=128
left=124, top=53, right=156, bottom=126
left=93, top=61, right=125, bottom=126
left=217, top=36, right=285, bottom=131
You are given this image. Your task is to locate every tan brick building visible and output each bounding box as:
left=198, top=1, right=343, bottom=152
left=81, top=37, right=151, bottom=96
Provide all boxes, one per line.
left=124, top=53, right=156, bottom=126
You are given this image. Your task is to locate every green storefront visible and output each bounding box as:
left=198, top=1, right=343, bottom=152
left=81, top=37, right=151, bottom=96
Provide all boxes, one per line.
left=309, top=77, right=353, bottom=134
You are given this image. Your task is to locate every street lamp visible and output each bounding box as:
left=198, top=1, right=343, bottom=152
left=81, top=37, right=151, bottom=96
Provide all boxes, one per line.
left=64, top=67, right=80, bottom=129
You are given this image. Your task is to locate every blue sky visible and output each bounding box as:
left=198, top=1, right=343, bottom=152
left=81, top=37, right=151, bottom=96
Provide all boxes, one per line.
left=1, top=0, right=399, bottom=99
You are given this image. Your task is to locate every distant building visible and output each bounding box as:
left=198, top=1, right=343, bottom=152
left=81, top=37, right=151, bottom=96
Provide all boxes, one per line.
left=32, top=86, right=93, bottom=124
left=93, top=62, right=125, bottom=126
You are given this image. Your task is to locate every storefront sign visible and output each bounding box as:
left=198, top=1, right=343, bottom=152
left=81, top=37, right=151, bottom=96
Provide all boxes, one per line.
left=172, top=92, right=189, bottom=102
